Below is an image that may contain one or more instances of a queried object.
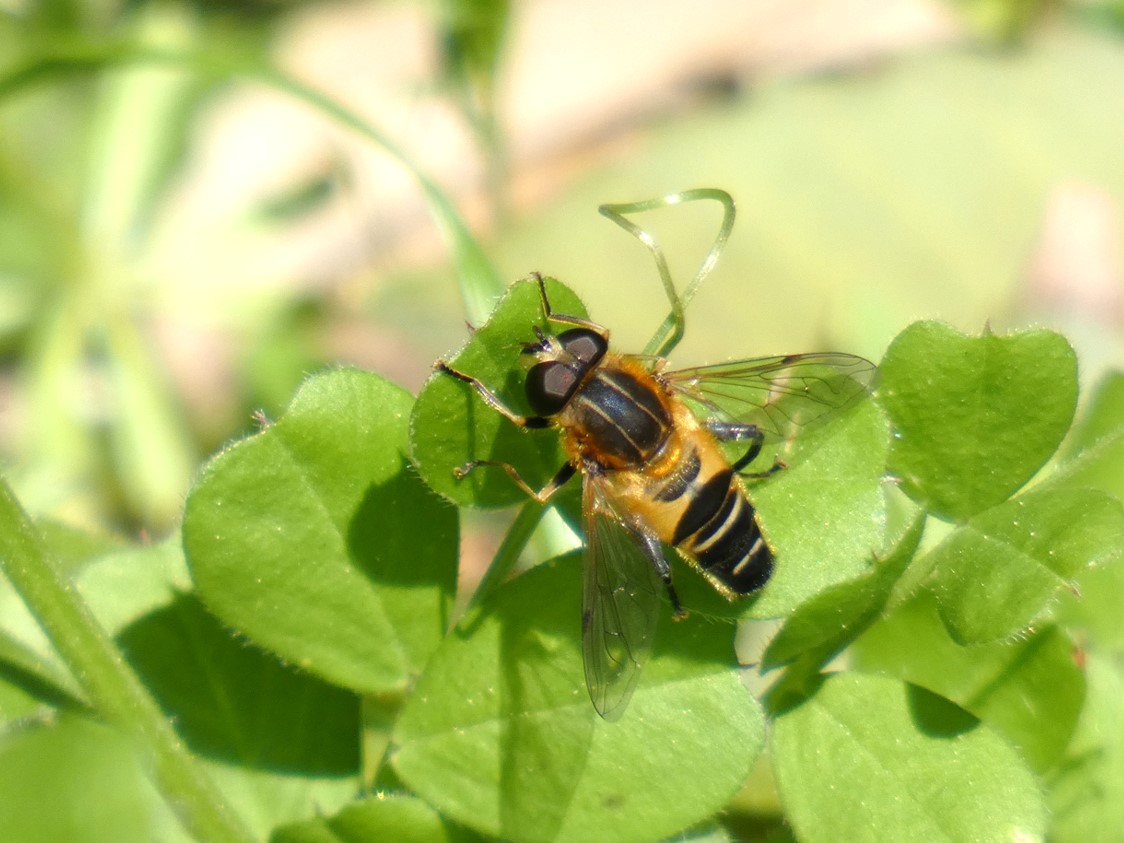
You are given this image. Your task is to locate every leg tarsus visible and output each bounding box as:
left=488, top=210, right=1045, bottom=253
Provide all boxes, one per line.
left=742, top=458, right=787, bottom=480
left=531, top=273, right=607, bottom=334
left=455, top=459, right=576, bottom=504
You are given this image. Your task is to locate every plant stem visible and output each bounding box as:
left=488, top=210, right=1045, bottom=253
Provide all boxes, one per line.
left=468, top=500, right=546, bottom=611
left=361, top=690, right=405, bottom=790
left=0, top=479, right=256, bottom=843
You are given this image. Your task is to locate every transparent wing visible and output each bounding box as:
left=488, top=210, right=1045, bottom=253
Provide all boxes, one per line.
left=663, top=352, right=876, bottom=439
left=581, top=476, right=663, bottom=721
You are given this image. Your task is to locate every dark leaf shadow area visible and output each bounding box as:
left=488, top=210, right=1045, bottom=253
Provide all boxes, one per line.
left=117, top=594, right=360, bottom=775
left=906, top=683, right=980, bottom=739
left=346, top=455, right=456, bottom=592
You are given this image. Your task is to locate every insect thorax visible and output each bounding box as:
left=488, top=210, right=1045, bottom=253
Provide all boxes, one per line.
left=558, top=357, right=674, bottom=472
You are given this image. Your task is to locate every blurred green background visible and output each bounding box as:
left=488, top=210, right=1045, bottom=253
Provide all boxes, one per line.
left=1, top=0, right=1122, bottom=535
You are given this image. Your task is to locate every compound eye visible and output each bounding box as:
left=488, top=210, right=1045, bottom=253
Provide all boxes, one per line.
left=526, top=361, right=578, bottom=416
left=558, top=328, right=607, bottom=366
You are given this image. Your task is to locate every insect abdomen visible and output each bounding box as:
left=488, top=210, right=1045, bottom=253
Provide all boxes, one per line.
left=671, top=466, right=773, bottom=594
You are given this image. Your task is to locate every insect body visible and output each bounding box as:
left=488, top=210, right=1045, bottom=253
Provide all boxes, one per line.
left=438, top=276, right=874, bottom=719
left=536, top=326, right=775, bottom=597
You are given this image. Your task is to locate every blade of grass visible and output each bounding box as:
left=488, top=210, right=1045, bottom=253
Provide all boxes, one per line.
left=0, top=38, right=505, bottom=325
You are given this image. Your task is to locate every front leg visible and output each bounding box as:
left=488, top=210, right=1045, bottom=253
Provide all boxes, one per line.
left=437, top=361, right=552, bottom=429
left=440, top=359, right=574, bottom=495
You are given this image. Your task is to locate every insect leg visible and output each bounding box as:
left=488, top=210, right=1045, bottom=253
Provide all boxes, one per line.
left=706, top=420, right=785, bottom=477
left=436, top=361, right=551, bottom=429
left=707, top=421, right=763, bottom=470
left=630, top=527, right=685, bottom=619
left=455, top=460, right=576, bottom=504
left=531, top=272, right=608, bottom=334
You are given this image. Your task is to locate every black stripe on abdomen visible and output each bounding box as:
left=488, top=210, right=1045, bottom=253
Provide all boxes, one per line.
left=653, top=446, right=702, bottom=502
left=672, top=470, right=731, bottom=545
left=674, top=470, right=773, bottom=594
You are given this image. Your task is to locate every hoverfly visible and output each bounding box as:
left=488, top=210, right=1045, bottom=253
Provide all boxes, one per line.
left=438, top=274, right=874, bottom=719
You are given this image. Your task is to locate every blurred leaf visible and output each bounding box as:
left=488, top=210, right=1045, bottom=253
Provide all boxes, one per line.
left=35, top=519, right=124, bottom=573
left=1048, top=650, right=1124, bottom=841
left=1052, top=370, right=1124, bottom=501
left=0, top=26, right=505, bottom=528
left=1059, top=371, right=1124, bottom=458
left=438, top=0, right=510, bottom=209
left=926, top=485, right=1124, bottom=643
left=949, top=0, right=1054, bottom=42
left=439, top=0, right=509, bottom=106
left=255, top=174, right=337, bottom=223
left=82, top=5, right=202, bottom=247
left=77, top=531, right=192, bottom=637
left=184, top=368, right=457, bottom=694
left=105, top=321, right=200, bottom=521
left=852, top=592, right=1084, bottom=773
left=0, top=631, right=82, bottom=721
left=246, top=297, right=331, bottom=418
left=0, top=715, right=192, bottom=843
left=878, top=322, right=1077, bottom=521
left=1048, top=372, right=1124, bottom=647
left=272, top=794, right=459, bottom=843
left=1072, top=0, right=1124, bottom=34
left=772, top=673, right=1046, bottom=843
left=0, top=530, right=191, bottom=725
left=392, top=556, right=764, bottom=843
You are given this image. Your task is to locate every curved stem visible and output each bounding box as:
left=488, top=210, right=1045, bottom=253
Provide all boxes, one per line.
left=598, top=188, right=736, bottom=357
